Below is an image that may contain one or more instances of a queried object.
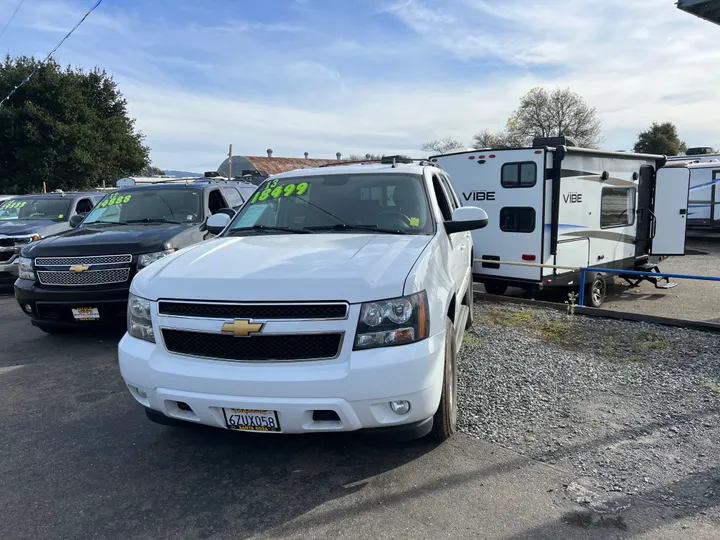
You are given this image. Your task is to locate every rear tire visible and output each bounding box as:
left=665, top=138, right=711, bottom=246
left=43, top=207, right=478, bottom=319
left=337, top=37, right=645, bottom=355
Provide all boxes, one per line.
left=429, top=317, right=458, bottom=442
left=145, top=408, right=185, bottom=427
left=36, top=324, right=72, bottom=335
left=484, top=283, right=507, bottom=296
left=584, top=273, right=607, bottom=307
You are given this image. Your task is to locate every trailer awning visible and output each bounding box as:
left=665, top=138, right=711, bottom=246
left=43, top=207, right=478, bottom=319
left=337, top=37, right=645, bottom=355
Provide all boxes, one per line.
left=678, top=0, right=720, bottom=25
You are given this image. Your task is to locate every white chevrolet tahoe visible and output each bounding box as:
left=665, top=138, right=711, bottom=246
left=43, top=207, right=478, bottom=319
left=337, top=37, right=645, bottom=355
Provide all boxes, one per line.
left=118, top=157, right=488, bottom=441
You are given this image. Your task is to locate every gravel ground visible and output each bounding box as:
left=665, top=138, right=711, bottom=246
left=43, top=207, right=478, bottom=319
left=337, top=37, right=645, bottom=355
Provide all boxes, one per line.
left=458, top=301, right=720, bottom=520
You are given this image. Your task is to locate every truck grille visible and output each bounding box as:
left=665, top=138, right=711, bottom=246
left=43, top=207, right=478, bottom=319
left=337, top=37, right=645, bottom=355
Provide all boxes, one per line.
left=35, top=254, right=133, bottom=266
left=0, top=251, right=13, bottom=263
left=0, top=238, right=13, bottom=247
left=37, top=268, right=131, bottom=286
left=157, top=301, right=348, bottom=320
left=162, top=329, right=343, bottom=362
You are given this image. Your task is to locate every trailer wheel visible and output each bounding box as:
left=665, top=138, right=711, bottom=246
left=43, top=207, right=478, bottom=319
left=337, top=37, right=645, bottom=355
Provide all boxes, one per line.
left=584, top=274, right=607, bottom=308
left=484, top=283, right=508, bottom=296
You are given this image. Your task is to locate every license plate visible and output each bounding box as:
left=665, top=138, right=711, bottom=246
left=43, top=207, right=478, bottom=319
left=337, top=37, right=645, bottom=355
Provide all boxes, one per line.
left=223, top=408, right=281, bottom=432
left=72, top=307, right=99, bottom=321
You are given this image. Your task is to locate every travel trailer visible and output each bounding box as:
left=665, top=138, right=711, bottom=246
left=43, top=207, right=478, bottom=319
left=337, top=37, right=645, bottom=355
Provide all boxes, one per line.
left=431, top=137, right=691, bottom=306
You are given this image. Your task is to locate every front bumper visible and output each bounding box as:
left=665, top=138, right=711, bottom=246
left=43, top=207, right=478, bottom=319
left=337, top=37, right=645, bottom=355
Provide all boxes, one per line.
left=119, top=329, right=446, bottom=436
left=14, top=278, right=130, bottom=329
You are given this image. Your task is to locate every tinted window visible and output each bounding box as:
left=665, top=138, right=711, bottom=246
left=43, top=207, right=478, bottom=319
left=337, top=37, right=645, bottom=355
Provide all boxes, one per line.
left=501, top=162, right=537, bottom=188
left=432, top=176, right=453, bottom=221
left=228, top=173, right=433, bottom=235
left=83, top=189, right=203, bottom=225
left=0, top=197, right=71, bottom=221
left=75, top=198, right=93, bottom=214
left=500, top=207, right=536, bottom=233
left=439, top=174, right=459, bottom=211
left=221, top=187, right=243, bottom=208
left=601, top=188, right=636, bottom=228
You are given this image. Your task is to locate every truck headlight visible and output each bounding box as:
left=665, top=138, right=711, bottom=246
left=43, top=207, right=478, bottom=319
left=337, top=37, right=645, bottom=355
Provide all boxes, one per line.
left=354, top=291, right=429, bottom=350
left=137, top=249, right=175, bottom=270
left=127, top=294, right=155, bottom=343
left=14, top=234, right=40, bottom=246
left=18, top=257, right=36, bottom=281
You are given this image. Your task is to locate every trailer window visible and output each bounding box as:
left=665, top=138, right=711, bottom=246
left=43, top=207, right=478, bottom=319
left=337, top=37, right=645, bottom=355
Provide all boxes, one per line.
left=501, top=162, right=537, bottom=188
left=601, top=188, right=636, bottom=228
left=500, top=207, right=536, bottom=233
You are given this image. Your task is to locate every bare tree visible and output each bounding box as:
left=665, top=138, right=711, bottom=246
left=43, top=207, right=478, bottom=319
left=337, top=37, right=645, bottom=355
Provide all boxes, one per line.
left=347, top=153, right=384, bottom=160
left=505, top=87, right=603, bottom=148
left=421, top=137, right=465, bottom=154
left=471, top=129, right=519, bottom=149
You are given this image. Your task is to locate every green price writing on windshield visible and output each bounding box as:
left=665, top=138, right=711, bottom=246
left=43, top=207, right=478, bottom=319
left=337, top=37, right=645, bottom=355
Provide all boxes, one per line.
left=0, top=201, right=27, bottom=210
left=250, top=182, right=309, bottom=204
left=97, top=194, right=132, bottom=208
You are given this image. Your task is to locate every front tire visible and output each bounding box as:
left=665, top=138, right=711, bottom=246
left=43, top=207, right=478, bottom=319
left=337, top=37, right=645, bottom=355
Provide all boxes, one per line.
left=429, top=317, right=458, bottom=442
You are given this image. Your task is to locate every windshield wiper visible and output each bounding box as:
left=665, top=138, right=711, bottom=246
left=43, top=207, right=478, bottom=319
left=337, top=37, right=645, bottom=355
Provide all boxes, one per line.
left=305, top=224, right=409, bottom=235
left=88, top=220, right=131, bottom=225
left=125, top=218, right=184, bottom=224
left=227, top=225, right=311, bottom=235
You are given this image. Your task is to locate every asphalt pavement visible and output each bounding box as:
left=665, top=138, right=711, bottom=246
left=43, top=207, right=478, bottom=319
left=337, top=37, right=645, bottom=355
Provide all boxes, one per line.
left=0, top=290, right=717, bottom=540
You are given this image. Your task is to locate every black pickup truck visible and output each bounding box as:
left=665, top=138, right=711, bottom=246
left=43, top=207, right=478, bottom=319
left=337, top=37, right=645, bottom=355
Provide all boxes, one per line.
left=15, top=181, right=254, bottom=333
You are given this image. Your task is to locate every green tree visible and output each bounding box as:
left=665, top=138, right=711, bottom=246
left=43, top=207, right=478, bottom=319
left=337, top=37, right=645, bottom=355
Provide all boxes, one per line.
left=0, top=56, right=149, bottom=194
left=633, top=122, right=688, bottom=156
left=139, top=165, right=166, bottom=176
left=504, top=87, right=603, bottom=148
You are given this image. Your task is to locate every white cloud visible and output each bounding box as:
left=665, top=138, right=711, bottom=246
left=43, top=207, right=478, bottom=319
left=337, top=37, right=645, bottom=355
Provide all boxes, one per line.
left=2, top=0, right=720, bottom=171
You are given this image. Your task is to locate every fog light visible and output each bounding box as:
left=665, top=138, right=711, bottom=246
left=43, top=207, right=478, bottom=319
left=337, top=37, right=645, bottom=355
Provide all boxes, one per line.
left=23, top=304, right=33, bottom=314
left=390, top=400, right=411, bottom=415
left=136, top=387, right=148, bottom=399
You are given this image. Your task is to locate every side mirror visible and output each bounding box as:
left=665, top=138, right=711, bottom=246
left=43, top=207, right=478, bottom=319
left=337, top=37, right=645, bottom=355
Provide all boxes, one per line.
left=214, top=208, right=236, bottom=218
left=69, top=214, right=85, bottom=228
left=207, top=213, right=231, bottom=235
left=444, top=207, right=489, bottom=234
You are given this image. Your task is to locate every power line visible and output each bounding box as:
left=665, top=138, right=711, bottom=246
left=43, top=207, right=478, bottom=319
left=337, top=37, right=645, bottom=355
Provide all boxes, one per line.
left=0, top=0, right=26, bottom=42
left=0, top=0, right=105, bottom=108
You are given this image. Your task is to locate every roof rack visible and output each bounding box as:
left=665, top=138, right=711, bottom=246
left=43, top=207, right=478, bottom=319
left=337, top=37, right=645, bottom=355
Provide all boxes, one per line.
left=319, top=156, right=437, bottom=169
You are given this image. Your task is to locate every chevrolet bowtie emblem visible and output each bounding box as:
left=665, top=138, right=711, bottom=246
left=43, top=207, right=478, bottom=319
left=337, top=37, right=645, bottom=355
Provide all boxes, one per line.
left=221, top=319, right=264, bottom=337
left=69, top=264, right=90, bottom=273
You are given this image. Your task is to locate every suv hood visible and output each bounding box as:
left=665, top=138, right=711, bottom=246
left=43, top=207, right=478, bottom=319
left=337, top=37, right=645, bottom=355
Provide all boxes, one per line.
left=23, top=223, right=195, bottom=257
left=133, top=234, right=432, bottom=303
left=0, top=219, right=65, bottom=237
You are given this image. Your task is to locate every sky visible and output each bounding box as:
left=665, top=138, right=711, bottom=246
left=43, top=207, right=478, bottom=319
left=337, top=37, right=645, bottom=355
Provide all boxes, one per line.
left=0, top=0, right=719, bottom=172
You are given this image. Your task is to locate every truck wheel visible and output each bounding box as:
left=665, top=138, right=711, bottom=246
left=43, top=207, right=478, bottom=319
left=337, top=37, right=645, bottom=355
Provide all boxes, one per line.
left=429, top=317, right=458, bottom=442
left=484, top=283, right=507, bottom=296
left=464, top=281, right=474, bottom=330
left=36, top=325, right=71, bottom=335
left=584, top=273, right=607, bottom=308
left=145, top=408, right=185, bottom=427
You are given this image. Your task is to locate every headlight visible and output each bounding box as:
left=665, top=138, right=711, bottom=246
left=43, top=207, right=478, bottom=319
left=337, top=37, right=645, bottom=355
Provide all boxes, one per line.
left=354, top=291, right=429, bottom=350
left=18, top=257, right=36, bottom=281
left=127, top=293, right=155, bottom=343
left=14, top=234, right=40, bottom=246
left=137, top=249, right=175, bottom=270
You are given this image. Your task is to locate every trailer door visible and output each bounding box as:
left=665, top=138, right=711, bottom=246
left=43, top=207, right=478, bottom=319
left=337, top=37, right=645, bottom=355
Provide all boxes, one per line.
left=434, top=149, right=545, bottom=282
left=651, top=167, right=690, bottom=256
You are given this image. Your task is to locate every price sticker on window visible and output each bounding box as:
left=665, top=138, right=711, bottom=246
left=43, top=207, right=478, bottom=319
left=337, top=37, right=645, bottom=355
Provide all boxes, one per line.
left=96, top=194, right=132, bottom=208
left=250, top=181, right=309, bottom=204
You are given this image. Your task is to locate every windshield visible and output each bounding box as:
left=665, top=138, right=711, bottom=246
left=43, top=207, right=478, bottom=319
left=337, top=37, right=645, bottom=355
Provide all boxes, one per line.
left=226, top=173, right=434, bottom=235
left=0, top=198, right=71, bottom=221
left=82, top=188, right=202, bottom=225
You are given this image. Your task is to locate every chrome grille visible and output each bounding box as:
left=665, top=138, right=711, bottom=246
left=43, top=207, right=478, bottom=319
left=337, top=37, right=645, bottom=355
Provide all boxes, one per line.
left=0, top=251, right=13, bottom=263
left=35, top=254, right=133, bottom=266
left=0, top=238, right=13, bottom=247
left=37, top=268, right=130, bottom=286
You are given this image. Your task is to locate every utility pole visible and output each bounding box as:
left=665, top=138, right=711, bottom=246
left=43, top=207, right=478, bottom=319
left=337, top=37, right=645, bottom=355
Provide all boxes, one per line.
left=228, top=144, right=233, bottom=180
